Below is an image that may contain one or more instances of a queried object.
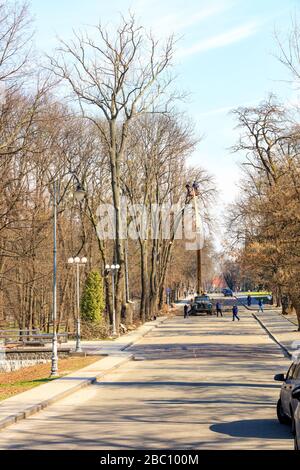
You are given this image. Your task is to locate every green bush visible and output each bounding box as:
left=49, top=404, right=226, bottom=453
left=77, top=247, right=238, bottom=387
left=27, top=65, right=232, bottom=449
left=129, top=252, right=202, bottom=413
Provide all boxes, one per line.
left=80, top=270, right=105, bottom=323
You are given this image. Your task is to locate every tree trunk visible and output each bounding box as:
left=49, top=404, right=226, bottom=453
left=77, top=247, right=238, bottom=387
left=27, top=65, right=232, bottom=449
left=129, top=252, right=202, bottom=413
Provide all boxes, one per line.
left=140, top=241, right=149, bottom=322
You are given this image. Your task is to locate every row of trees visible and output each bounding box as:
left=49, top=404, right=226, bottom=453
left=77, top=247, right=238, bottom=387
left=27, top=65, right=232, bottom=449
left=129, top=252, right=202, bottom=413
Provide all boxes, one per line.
left=225, top=20, right=300, bottom=329
left=0, top=2, right=216, bottom=336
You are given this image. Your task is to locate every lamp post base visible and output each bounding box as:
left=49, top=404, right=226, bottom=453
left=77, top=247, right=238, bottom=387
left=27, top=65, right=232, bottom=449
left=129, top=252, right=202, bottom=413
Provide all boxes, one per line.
left=75, top=319, right=82, bottom=352
left=50, top=334, right=59, bottom=377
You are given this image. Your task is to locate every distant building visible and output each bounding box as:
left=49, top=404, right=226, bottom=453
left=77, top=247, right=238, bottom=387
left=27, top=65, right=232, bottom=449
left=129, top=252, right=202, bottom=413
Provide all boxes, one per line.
left=211, top=275, right=226, bottom=290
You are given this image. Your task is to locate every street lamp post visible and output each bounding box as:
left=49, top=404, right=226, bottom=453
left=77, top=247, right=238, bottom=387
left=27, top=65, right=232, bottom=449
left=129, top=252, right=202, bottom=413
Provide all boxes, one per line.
left=50, top=177, right=86, bottom=376
left=68, top=256, right=88, bottom=353
left=105, top=264, right=120, bottom=336
left=124, top=239, right=130, bottom=303
left=186, top=181, right=203, bottom=295
left=50, top=180, right=58, bottom=377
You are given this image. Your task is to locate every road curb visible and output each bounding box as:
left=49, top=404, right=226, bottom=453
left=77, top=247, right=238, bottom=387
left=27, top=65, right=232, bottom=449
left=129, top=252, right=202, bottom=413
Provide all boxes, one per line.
left=252, top=312, right=292, bottom=359
left=278, top=312, right=298, bottom=327
left=120, top=316, right=168, bottom=351
left=0, top=354, right=132, bottom=431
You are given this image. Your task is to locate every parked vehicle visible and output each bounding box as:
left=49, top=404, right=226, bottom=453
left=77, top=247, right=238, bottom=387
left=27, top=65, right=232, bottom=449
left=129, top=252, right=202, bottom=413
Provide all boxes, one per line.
left=274, top=360, right=300, bottom=425
left=190, top=295, right=213, bottom=315
left=292, top=386, right=300, bottom=450
left=194, top=295, right=210, bottom=303
left=222, top=288, right=233, bottom=297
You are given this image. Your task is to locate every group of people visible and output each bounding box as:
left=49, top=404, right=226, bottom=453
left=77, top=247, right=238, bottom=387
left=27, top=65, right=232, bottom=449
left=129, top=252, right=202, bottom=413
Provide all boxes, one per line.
left=215, top=302, right=240, bottom=321
left=184, top=296, right=265, bottom=320
left=183, top=301, right=240, bottom=321
left=215, top=298, right=265, bottom=318
left=247, top=295, right=264, bottom=312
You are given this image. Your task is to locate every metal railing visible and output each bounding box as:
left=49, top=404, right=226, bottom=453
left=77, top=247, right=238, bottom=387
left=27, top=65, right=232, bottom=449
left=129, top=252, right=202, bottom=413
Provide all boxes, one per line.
left=0, top=330, right=68, bottom=346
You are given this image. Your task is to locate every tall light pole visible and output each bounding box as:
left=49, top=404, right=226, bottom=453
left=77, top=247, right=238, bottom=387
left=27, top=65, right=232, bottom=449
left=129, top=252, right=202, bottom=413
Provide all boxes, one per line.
left=124, top=239, right=130, bottom=303
left=196, top=249, right=202, bottom=295
left=50, top=177, right=86, bottom=376
left=68, top=256, right=88, bottom=353
left=186, top=182, right=203, bottom=295
left=50, top=180, right=58, bottom=377
left=105, top=264, right=120, bottom=336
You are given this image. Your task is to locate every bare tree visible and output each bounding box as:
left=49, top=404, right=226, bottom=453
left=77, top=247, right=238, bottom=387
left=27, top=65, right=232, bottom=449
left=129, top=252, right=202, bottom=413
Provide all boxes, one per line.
left=48, top=14, right=180, bottom=326
left=276, top=16, right=300, bottom=85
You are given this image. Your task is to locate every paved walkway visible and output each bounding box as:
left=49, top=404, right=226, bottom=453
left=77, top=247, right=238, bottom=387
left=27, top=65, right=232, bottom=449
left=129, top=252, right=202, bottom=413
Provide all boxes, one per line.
left=0, top=311, right=293, bottom=449
left=68, top=317, right=167, bottom=355
left=251, top=310, right=300, bottom=358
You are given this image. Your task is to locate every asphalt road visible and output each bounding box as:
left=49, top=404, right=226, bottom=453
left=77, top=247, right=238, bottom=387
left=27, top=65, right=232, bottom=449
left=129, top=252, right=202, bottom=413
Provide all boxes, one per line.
left=0, top=310, right=294, bottom=449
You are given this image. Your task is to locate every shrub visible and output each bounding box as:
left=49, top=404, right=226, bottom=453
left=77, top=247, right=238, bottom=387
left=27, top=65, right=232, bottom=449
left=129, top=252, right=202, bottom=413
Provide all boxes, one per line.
left=80, top=270, right=105, bottom=323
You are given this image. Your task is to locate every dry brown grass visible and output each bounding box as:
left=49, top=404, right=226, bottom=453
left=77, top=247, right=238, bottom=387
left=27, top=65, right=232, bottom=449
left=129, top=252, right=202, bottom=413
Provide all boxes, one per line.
left=0, top=356, right=100, bottom=401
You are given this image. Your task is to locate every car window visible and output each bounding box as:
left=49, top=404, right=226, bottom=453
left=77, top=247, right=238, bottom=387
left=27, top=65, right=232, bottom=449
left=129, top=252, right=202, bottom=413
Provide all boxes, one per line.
left=286, top=363, right=296, bottom=380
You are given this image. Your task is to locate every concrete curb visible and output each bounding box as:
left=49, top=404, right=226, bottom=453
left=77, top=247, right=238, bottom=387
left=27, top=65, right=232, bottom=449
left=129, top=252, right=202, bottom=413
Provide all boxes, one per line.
left=278, top=312, right=298, bottom=327
left=120, top=316, right=168, bottom=352
left=252, top=313, right=292, bottom=359
left=0, top=354, right=132, bottom=431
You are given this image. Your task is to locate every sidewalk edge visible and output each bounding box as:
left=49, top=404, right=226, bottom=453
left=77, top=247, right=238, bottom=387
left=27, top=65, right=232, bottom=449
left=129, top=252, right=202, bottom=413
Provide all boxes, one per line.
left=121, top=316, right=168, bottom=351
left=252, top=312, right=292, bottom=359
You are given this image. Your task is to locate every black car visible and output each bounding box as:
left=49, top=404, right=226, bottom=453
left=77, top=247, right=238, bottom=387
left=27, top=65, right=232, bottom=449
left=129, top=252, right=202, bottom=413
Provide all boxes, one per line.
left=222, top=288, right=233, bottom=297
left=274, top=360, right=300, bottom=425
left=292, top=386, right=300, bottom=450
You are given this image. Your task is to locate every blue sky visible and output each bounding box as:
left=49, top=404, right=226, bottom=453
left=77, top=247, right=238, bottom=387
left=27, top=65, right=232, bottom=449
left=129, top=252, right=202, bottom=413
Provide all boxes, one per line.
left=29, top=0, right=299, bottom=244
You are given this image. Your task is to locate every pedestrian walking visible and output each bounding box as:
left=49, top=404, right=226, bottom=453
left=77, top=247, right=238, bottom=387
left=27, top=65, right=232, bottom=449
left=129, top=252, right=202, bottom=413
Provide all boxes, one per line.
left=232, top=304, right=240, bottom=321
left=258, top=298, right=264, bottom=313
left=247, top=294, right=252, bottom=307
left=216, top=301, right=223, bottom=317
left=184, top=304, right=189, bottom=318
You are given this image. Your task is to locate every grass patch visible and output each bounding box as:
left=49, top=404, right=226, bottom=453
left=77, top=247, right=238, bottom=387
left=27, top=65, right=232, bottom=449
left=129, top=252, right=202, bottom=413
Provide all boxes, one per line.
left=238, top=291, right=272, bottom=296
left=0, top=356, right=100, bottom=401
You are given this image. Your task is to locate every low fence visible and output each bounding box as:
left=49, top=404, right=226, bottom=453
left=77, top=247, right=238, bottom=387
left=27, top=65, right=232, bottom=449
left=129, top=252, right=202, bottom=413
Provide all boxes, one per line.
left=0, top=329, right=68, bottom=346
left=0, top=345, right=70, bottom=372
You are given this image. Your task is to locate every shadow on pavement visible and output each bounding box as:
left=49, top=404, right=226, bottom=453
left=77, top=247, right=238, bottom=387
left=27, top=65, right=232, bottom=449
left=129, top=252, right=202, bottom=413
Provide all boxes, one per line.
left=210, top=419, right=291, bottom=439
left=93, top=380, right=279, bottom=389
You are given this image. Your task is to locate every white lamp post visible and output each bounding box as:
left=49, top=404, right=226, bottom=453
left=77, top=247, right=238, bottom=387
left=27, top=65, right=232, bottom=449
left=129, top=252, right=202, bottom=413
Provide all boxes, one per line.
left=105, top=264, right=120, bottom=336
left=50, top=181, right=59, bottom=377
left=49, top=176, right=86, bottom=377
left=74, top=184, right=86, bottom=203
left=68, top=256, right=88, bottom=352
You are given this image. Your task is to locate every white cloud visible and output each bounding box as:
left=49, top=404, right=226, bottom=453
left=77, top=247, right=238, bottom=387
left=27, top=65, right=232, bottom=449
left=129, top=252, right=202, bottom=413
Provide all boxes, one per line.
left=151, top=2, right=232, bottom=36
left=197, top=105, right=235, bottom=117
left=197, top=99, right=260, bottom=117
left=177, top=20, right=260, bottom=58
left=131, top=0, right=233, bottom=37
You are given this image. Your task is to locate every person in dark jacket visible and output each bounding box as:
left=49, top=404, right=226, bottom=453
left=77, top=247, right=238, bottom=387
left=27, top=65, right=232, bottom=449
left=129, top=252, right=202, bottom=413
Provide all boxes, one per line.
left=232, top=304, right=240, bottom=321
left=258, top=298, right=264, bottom=313
left=247, top=295, right=252, bottom=307
left=184, top=304, right=189, bottom=318
left=216, top=301, right=223, bottom=317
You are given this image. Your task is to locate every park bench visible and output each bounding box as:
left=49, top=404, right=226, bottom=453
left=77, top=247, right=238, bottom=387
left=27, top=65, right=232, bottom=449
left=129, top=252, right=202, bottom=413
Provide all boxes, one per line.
left=0, top=329, right=68, bottom=347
